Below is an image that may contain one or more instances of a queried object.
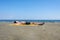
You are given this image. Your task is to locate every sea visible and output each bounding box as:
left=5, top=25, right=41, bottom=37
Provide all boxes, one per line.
left=0, top=20, right=60, bottom=22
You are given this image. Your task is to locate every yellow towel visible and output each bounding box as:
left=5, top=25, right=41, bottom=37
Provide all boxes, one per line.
left=9, top=24, right=39, bottom=26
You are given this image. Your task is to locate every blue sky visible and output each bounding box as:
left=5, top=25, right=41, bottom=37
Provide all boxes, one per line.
left=0, top=0, right=60, bottom=20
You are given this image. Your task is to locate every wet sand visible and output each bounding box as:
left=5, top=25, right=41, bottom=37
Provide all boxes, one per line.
left=0, top=22, right=60, bottom=40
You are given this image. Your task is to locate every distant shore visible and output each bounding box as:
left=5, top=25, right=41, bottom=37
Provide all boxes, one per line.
left=0, top=20, right=60, bottom=23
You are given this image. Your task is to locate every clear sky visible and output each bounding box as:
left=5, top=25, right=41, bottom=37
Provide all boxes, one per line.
left=0, top=0, right=60, bottom=20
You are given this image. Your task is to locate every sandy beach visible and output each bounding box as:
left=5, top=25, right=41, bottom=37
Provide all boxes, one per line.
left=0, top=22, right=60, bottom=40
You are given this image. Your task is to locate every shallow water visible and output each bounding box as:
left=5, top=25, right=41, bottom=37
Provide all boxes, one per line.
left=0, top=22, right=60, bottom=40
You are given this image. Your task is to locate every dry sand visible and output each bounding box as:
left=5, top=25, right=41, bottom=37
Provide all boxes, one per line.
left=0, top=22, right=60, bottom=40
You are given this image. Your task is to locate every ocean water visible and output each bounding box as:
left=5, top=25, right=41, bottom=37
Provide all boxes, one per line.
left=0, top=20, right=60, bottom=22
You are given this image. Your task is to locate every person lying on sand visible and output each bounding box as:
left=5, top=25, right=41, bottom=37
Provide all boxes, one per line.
left=13, top=21, right=45, bottom=25
left=14, top=21, right=30, bottom=25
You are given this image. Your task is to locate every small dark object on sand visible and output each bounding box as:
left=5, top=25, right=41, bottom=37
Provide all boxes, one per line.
left=25, top=22, right=30, bottom=25
left=14, top=21, right=17, bottom=23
